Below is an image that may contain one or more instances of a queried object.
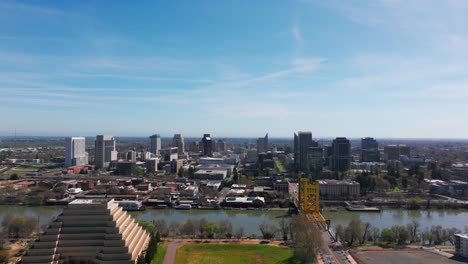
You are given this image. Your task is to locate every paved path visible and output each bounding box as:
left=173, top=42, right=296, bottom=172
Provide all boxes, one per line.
left=162, top=240, right=183, bottom=264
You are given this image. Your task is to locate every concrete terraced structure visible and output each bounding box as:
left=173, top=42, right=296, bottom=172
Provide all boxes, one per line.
left=21, top=199, right=150, bottom=264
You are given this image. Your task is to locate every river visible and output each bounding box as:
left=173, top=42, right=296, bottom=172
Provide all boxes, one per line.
left=1, top=205, right=467, bottom=235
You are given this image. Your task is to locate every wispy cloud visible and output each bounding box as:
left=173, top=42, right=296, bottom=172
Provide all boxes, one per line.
left=0, top=1, right=64, bottom=17
left=292, top=23, right=303, bottom=46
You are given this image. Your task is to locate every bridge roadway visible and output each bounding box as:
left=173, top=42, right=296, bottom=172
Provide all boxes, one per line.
left=293, top=198, right=353, bottom=264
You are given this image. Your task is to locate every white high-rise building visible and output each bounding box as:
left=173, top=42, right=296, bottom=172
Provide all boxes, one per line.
left=95, top=135, right=118, bottom=169
left=65, top=137, right=88, bottom=167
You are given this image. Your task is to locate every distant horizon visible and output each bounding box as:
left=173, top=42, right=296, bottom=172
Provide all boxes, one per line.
left=1, top=134, right=468, bottom=141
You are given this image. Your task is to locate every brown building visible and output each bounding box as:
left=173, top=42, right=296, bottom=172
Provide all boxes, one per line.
left=21, top=199, right=150, bottom=264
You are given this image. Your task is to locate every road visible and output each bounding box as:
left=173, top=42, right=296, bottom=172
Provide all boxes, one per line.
left=162, top=239, right=183, bottom=264
left=315, top=222, right=351, bottom=264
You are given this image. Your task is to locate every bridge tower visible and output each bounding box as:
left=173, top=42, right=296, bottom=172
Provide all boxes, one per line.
left=298, top=147, right=329, bottom=228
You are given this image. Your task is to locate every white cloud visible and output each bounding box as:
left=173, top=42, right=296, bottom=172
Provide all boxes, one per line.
left=292, top=23, right=303, bottom=46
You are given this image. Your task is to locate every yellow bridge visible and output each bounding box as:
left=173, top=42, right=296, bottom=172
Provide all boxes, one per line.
left=294, top=176, right=330, bottom=231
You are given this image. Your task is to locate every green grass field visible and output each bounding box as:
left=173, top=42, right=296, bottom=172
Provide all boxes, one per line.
left=153, top=242, right=167, bottom=264
left=3, top=168, right=37, bottom=175
left=174, top=244, right=295, bottom=264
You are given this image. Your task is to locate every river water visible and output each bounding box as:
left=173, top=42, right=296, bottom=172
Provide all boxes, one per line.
left=1, top=205, right=467, bottom=235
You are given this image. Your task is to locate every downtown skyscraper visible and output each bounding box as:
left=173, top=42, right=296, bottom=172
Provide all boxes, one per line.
left=95, top=135, right=117, bottom=169
left=64, top=137, right=88, bottom=167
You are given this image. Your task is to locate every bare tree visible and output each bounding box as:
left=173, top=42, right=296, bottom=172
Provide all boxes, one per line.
left=154, top=219, right=169, bottom=237
left=406, top=220, right=420, bottom=243
left=291, top=215, right=323, bottom=263
left=335, top=224, right=345, bottom=242
left=1, top=212, right=14, bottom=231
left=216, top=219, right=233, bottom=238
left=168, top=221, right=180, bottom=237
left=359, top=222, right=371, bottom=245
left=370, top=227, right=380, bottom=244
left=278, top=218, right=290, bottom=241
left=180, top=220, right=196, bottom=238
left=259, top=221, right=277, bottom=240
left=446, top=228, right=461, bottom=245
left=391, top=225, right=409, bottom=245
left=234, top=226, right=245, bottom=239
left=343, top=219, right=362, bottom=246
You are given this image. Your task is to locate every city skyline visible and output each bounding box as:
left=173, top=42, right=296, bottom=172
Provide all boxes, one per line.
left=1, top=1, right=468, bottom=138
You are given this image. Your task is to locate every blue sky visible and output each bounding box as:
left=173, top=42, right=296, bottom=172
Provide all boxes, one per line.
left=1, top=0, right=467, bottom=138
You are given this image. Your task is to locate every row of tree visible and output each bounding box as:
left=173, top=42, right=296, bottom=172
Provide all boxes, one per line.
left=335, top=219, right=468, bottom=247
left=137, top=221, right=161, bottom=264
left=145, top=215, right=323, bottom=263
left=1, top=213, right=39, bottom=238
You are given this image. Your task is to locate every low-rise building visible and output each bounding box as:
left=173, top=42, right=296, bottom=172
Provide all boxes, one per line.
left=180, top=185, right=199, bottom=198
left=194, top=169, right=227, bottom=180
left=318, top=180, right=360, bottom=200
left=455, top=233, right=468, bottom=259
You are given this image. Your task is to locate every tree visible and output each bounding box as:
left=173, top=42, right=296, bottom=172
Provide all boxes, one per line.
left=10, top=173, right=19, bottom=180
left=7, top=216, right=38, bottom=238
left=370, top=227, right=380, bottom=244
left=335, top=224, right=345, bottom=242
left=422, top=229, right=433, bottom=246
left=203, top=221, right=218, bottom=239
left=154, top=219, right=169, bottom=237
left=168, top=221, right=180, bottom=237
left=139, top=221, right=156, bottom=234
left=233, top=168, right=239, bottom=183
left=381, top=228, right=395, bottom=244
left=180, top=220, right=196, bottom=237
left=144, top=231, right=159, bottom=264
left=406, top=220, right=420, bottom=243
left=216, top=219, right=233, bottom=238
left=391, top=225, right=409, bottom=245
left=1, top=212, right=14, bottom=231
left=359, top=222, right=371, bottom=245
left=188, top=167, right=195, bottom=179
left=290, top=215, right=323, bottom=263
left=278, top=218, right=290, bottom=241
left=259, top=221, right=277, bottom=240
left=342, top=219, right=363, bottom=246
left=178, top=168, right=185, bottom=178
left=234, top=226, right=245, bottom=239
left=406, top=197, right=421, bottom=210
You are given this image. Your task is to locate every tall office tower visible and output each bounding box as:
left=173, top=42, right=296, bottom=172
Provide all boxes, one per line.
left=305, top=147, right=323, bottom=180
left=331, top=137, right=351, bottom=172
left=256, top=133, right=269, bottom=153
left=361, top=137, right=380, bottom=162
left=323, top=145, right=333, bottom=167
left=149, top=134, right=161, bottom=155
left=216, top=139, right=226, bottom=153
left=202, top=134, right=213, bottom=157
left=398, top=144, right=410, bottom=157
left=294, top=133, right=299, bottom=171
left=298, top=131, right=314, bottom=172
left=189, top=141, right=200, bottom=153
left=384, top=144, right=410, bottom=161
left=172, top=134, right=185, bottom=155
left=127, top=150, right=136, bottom=162
left=95, top=135, right=117, bottom=169
left=64, top=137, right=88, bottom=167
